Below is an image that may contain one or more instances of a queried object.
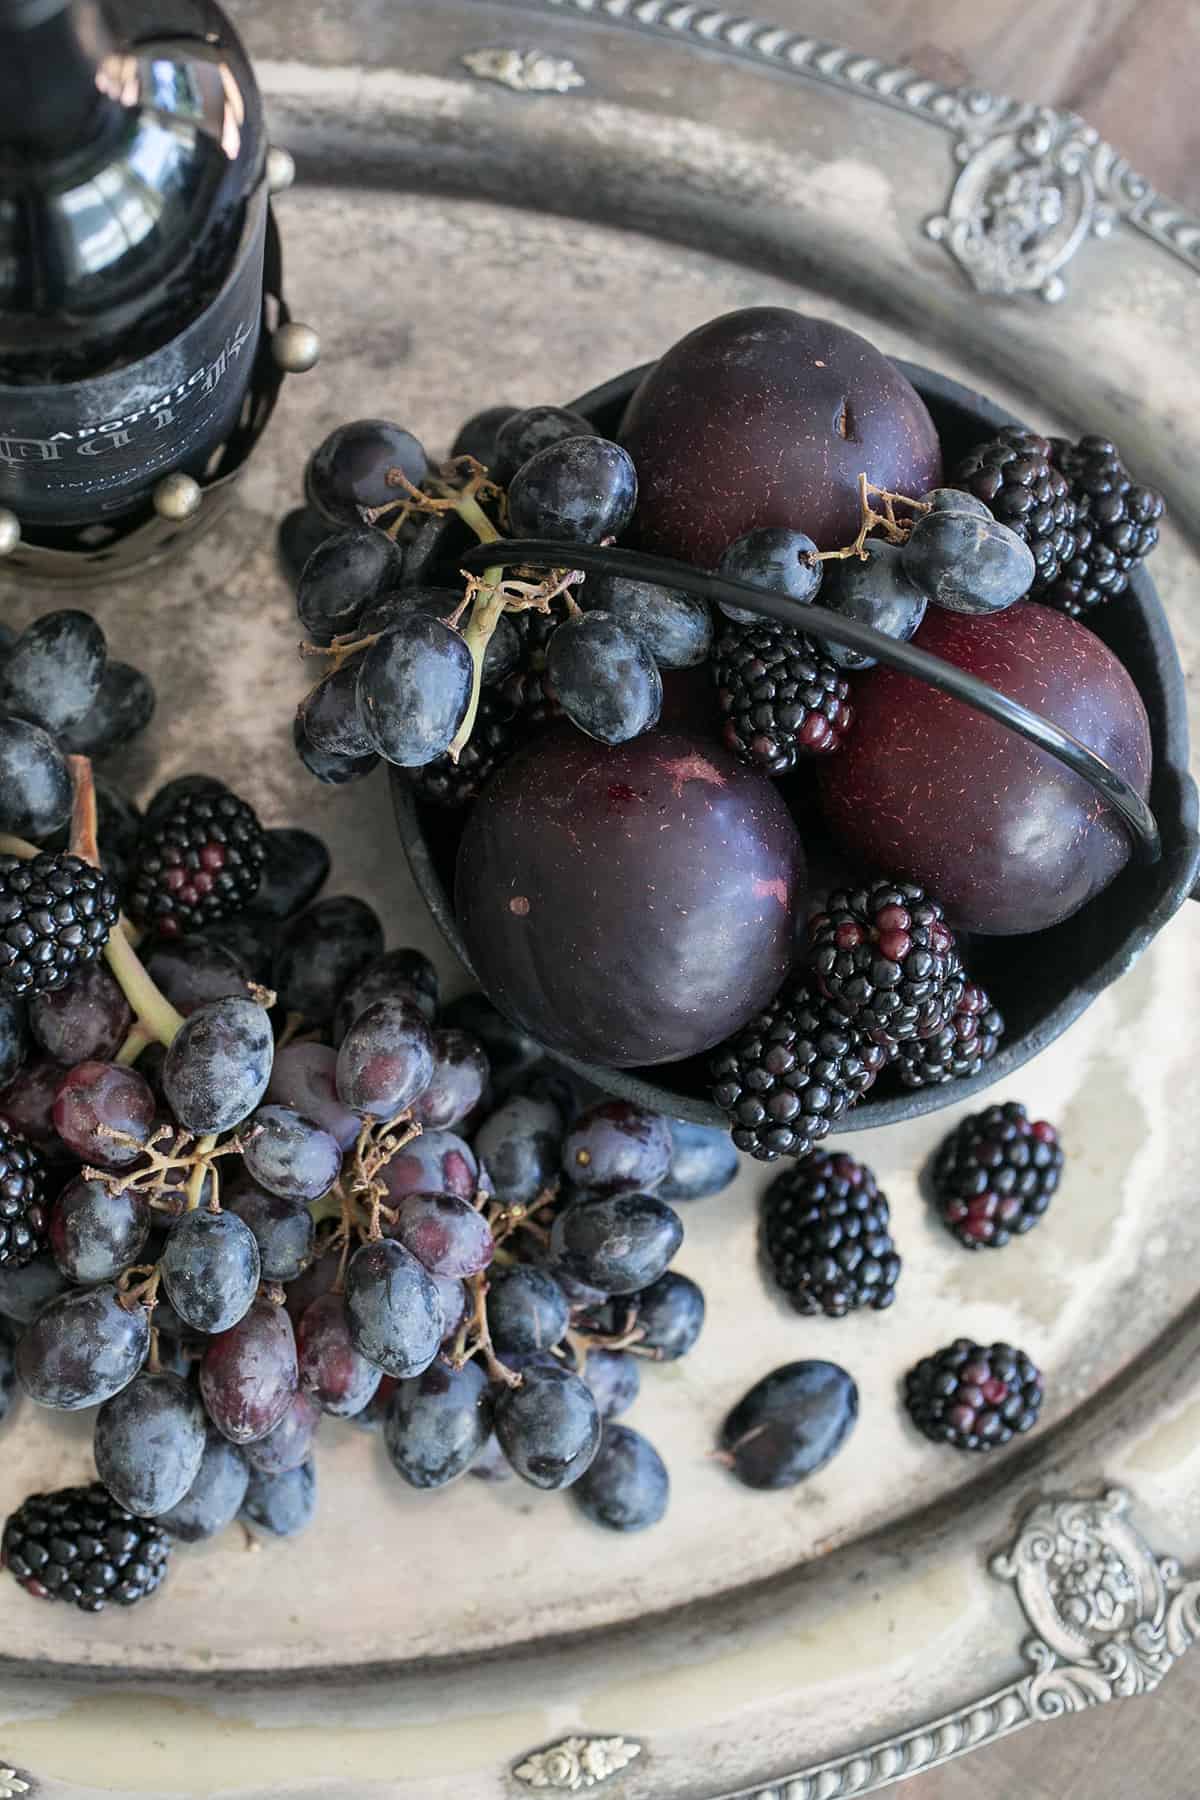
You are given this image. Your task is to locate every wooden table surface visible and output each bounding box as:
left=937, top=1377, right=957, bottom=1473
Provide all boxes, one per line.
left=743, top=10, right=1198, bottom=1796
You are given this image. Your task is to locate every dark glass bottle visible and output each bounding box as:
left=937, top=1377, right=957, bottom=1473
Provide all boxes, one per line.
left=0, top=0, right=269, bottom=529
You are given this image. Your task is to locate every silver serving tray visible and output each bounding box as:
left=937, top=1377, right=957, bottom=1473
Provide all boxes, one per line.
left=2, top=4, right=1200, bottom=1795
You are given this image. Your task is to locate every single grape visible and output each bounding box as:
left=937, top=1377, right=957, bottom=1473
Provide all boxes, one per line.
left=240, top=1456, right=317, bottom=1538
left=241, top=1106, right=342, bottom=1203
left=581, top=1348, right=640, bottom=1420
left=59, top=661, right=156, bottom=758
left=94, top=1371, right=207, bottom=1516
left=274, top=895, right=383, bottom=1024
left=433, top=1274, right=467, bottom=1344
left=920, top=487, right=993, bottom=520
left=0, top=1251, right=71, bottom=1324
left=296, top=526, right=405, bottom=641
left=223, top=1178, right=315, bottom=1282
left=335, top=996, right=435, bottom=1118
left=362, top=589, right=521, bottom=688
left=819, top=540, right=928, bottom=671
left=0, top=1055, right=68, bottom=1146
left=161, top=1209, right=261, bottom=1335
left=145, top=936, right=250, bottom=1017
left=563, top=1100, right=672, bottom=1196
left=438, top=992, right=541, bottom=1096
left=49, top=1177, right=149, bottom=1285
left=0, top=1316, right=16, bottom=1426
left=16, top=1281, right=149, bottom=1409
left=384, top=1358, right=492, bottom=1489
left=630, top=1270, right=704, bottom=1360
left=716, top=527, right=823, bottom=624
left=158, top=1426, right=249, bottom=1542
left=579, top=573, right=712, bottom=669
left=306, top=420, right=429, bottom=528
left=243, top=1388, right=321, bottom=1476
left=380, top=1128, right=479, bottom=1204
left=297, top=656, right=376, bottom=759
left=266, top=1042, right=360, bottom=1151
left=410, top=1030, right=489, bottom=1131
left=293, top=712, right=379, bottom=786
left=344, top=1239, right=442, bottom=1378
left=356, top=615, right=473, bottom=767
left=486, top=1266, right=570, bottom=1356
left=900, top=509, right=1036, bottom=615
left=0, top=717, right=73, bottom=841
left=507, top=435, right=637, bottom=544
left=200, top=915, right=277, bottom=985
left=162, top=997, right=274, bottom=1134
left=278, top=504, right=333, bottom=587
left=550, top=1194, right=683, bottom=1295
left=28, top=961, right=132, bottom=1064
left=0, top=609, right=107, bottom=733
left=473, top=1093, right=564, bottom=1208
left=387, top=1192, right=493, bottom=1279
left=468, top=1431, right=513, bottom=1482
left=199, top=1297, right=298, bottom=1444
left=494, top=1362, right=600, bottom=1490
left=492, top=405, right=594, bottom=485
left=571, top=1423, right=669, bottom=1532
left=249, top=828, right=331, bottom=923
left=450, top=404, right=520, bottom=467
left=296, top=1291, right=382, bottom=1418
left=546, top=612, right=662, bottom=745
left=0, top=997, right=29, bottom=1089
left=719, top=1361, right=858, bottom=1489
left=52, top=1062, right=155, bottom=1169
left=333, top=946, right=439, bottom=1039
left=658, top=1119, right=740, bottom=1202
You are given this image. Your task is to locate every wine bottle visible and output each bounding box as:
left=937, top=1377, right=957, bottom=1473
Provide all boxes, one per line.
left=0, top=0, right=271, bottom=533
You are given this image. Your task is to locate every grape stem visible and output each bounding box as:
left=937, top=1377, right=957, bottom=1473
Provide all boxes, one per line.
left=451, top=1271, right=522, bottom=1389
left=808, top=474, right=931, bottom=563
left=0, top=834, right=37, bottom=861
left=103, top=922, right=186, bottom=1049
left=115, top=1023, right=153, bottom=1067
left=186, top=1136, right=218, bottom=1210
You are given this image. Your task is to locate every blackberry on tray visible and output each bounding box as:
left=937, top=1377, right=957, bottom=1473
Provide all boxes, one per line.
left=127, top=789, right=267, bottom=937
left=762, top=1151, right=900, bottom=1317
left=2, top=1482, right=171, bottom=1611
left=904, top=1339, right=1044, bottom=1451
left=930, top=1100, right=1063, bottom=1249
left=0, top=851, right=120, bottom=997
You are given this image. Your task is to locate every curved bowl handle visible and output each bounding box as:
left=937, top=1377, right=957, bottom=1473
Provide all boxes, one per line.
left=461, top=538, right=1163, bottom=868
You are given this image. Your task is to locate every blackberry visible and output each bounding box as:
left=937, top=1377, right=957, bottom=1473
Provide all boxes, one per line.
left=0, top=851, right=120, bottom=997
left=410, top=665, right=559, bottom=809
left=0, top=1122, right=48, bottom=1268
left=952, top=427, right=1077, bottom=588
left=2, top=1482, right=170, bottom=1611
left=127, top=788, right=267, bottom=937
left=710, top=982, right=887, bottom=1162
left=931, top=1100, right=1062, bottom=1249
left=895, top=982, right=1004, bottom=1088
left=904, top=1339, right=1043, bottom=1451
left=809, top=879, right=958, bottom=1045
left=763, top=1151, right=900, bottom=1317
left=1041, top=435, right=1165, bottom=618
left=712, top=619, right=853, bottom=776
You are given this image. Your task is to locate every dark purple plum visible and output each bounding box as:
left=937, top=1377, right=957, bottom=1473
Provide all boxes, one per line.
left=380, top=1129, right=478, bottom=1205
left=619, top=307, right=942, bottom=561
left=52, top=1062, right=155, bottom=1169
left=335, top=997, right=435, bottom=1118
left=659, top=1119, right=740, bottom=1202
left=306, top=420, right=428, bottom=528
left=266, top=1043, right=360, bottom=1151
left=200, top=1298, right=298, bottom=1445
left=582, top=1348, right=640, bottom=1419
left=343, top=1239, right=442, bottom=1378
left=492, top=405, right=594, bottom=485
left=818, top=603, right=1153, bottom=933
left=0, top=718, right=73, bottom=841
left=493, top=1362, right=600, bottom=1490
left=145, top=937, right=250, bottom=1016
left=49, top=1177, right=149, bottom=1285
left=94, top=1372, right=207, bottom=1515
left=162, top=998, right=274, bottom=1134
left=472, top=1094, right=563, bottom=1208
left=241, top=1456, right=317, bottom=1538
left=356, top=617, right=473, bottom=767
left=456, top=728, right=805, bottom=1066
left=161, top=1209, right=261, bottom=1335
left=486, top=1265, right=570, bottom=1356
left=241, top=1106, right=341, bottom=1203
left=223, top=1179, right=315, bottom=1282
left=0, top=609, right=106, bottom=734
left=17, top=1282, right=149, bottom=1409
left=296, top=526, right=405, bottom=640
left=159, top=1427, right=249, bottom=1541
left=719, top=1361, right=858, bottom=1489
left=507, top=435, right=637, bottom=545
left=386, top=1192, right=493, bottom=1278
left=571, top=1423, right=669, bottom=1531
left=563, top=1100, right=672, bottom=1196
left=250, top=828, right=331, bottom=923
left=296, top=1291, right=382, bottom=1418
left=384, top=1357, right=492, bottom=1489
left=274, top=896, right=383, bottom=1025
left=243, top=1388, right=321, bottom=1476
left=411, top=1030, right=489, bottom=1131
left=550, top=1194, right=683, bottom=1296
left=630, top=1271, right=705, bottom=1360
left=334, top=946, right=439, bottom=1039
left=29, top=962, right=132, bottom=1064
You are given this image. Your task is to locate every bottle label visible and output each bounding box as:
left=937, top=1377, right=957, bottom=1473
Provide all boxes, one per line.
left=0, top=184, right=269, bottom=527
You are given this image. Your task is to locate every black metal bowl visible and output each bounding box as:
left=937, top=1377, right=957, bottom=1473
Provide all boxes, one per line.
left=393, top=359, right=1200, bottom=1129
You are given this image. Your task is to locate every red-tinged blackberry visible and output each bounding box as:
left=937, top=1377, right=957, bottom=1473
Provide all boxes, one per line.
left=0, top=1121, right=48, bottom=1268
left=895, top=982, right=1005, bottom=1088
left=1040, top=435, right=1165, bottom=618
left=127, top=788, right=267, bottom=937
left=809, top=878, right=958, bottom=1045
left=931, top=1100, right=1063, bottom=1249
left=763, top=1150, right=900, bottom=1317
left=904, top=1339, right=1043, bottom=1451
left=0, top=851, right=120, bottom=997
left=710, top=982, right=887, bottom=1162
left=952, top=427, right=1077, bottom=588
left=3, top=1482, right=170, bottom=1611
left=712, top=619, right=853, bottom=776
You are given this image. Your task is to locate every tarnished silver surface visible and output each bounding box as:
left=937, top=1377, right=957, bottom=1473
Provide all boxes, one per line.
left=2, top=4, right=1200, bottom=1796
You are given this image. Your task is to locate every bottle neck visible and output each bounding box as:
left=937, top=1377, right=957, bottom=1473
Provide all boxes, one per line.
left=0, top=0, right=119, bottom=158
